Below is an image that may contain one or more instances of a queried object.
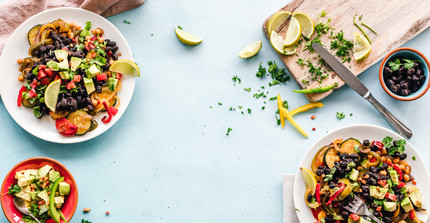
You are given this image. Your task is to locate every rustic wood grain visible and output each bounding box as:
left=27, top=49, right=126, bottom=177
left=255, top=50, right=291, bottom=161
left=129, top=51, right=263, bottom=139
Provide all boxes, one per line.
left=262, top=0, right=430, bottom=102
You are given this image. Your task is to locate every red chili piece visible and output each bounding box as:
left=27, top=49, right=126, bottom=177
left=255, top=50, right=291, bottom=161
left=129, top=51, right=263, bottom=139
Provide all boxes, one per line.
left=17, top=86, right=27, bottom=106
left=28, top=89, right=37, bottom=98
left=326, top=183, right=345, bottom=206
left=109, top=107, right=118, bottom=116
left=371, top=141, right=384, bottom=151
left=409, top=209, right=415, bottom=220
left=115, top=73, right=122, bottom=80
left=101, top=101, right=113, bottom=124
left=315, top=183, right=321, bottom=204
left=55, top=118, right=78, bottom=136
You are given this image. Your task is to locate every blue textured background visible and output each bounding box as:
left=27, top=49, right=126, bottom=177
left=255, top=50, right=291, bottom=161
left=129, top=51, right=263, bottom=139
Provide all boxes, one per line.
left=1, top=0, right=429, bottom=222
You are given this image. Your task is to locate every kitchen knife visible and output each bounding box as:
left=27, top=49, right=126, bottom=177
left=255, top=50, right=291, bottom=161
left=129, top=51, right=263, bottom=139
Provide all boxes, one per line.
left=312, top=43, right=413, bottom=139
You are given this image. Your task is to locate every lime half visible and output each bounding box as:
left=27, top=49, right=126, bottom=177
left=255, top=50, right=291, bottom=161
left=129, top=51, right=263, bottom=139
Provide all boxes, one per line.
left=238, top=41, right=262, bottom=58
left=175, top=26, right=203, bottom=46
left=44, top=79, right=61, bottom=113
left=109, top=59, right=141, bottom=77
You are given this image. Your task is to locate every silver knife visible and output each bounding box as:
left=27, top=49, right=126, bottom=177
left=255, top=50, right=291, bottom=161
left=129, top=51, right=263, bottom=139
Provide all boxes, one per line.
left=312, top=43, right=413, bottom=139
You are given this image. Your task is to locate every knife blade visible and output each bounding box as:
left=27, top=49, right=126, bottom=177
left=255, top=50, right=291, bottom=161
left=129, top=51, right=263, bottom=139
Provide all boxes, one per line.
left=312, top=43, right=369, bottom=97
left=312, top=43, right=413, bottom=139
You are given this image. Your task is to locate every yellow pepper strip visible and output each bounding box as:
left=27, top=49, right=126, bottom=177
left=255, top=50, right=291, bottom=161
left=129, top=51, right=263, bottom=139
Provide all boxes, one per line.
left=277, top=94, right=309, bottom=137
left=289, top=102, right=324, bottom=117
left=277, top=94, right=286, bottom=128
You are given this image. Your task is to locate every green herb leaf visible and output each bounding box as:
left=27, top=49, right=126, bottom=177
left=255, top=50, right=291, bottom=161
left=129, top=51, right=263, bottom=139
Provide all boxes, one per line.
left=256, top=62, right=266, bottom=78
left=336, top=112, right=345, bottom=120
left=412, top=156, right=416, bottom=161
left=226, top=127, right=232, bottom=136
left=8, top=184, right=21, bottom=195
left=244, top=88, right=251, bottom=92
left=123, top=20, right=131, bottom=24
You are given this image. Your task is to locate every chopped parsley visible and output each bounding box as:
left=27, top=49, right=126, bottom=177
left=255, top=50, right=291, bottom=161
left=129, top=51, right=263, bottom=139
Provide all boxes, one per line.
left=229, top=107, right=235, bottom=111
left=269, top=96, right=277, bottom=101
left=247, top=108, right=252, bottom=114
left=382, top=136, right=406, bottom=155
left=267, top=61, right=290, bottom=83
left=320, top=10, right=327, bottom=18
left=256, top=62, right=267, bottom=78
left=82, top=220, right=92, bottom=223
left=296, top=58, right=306, bottom=66
left=123, top=20, right=131, bottom=24
left=330, top=30, right=353, bottom=63
left=8, top=184, right=21, bottom=195
left=177, top=25, right=183, bottom=30
left=336, top=112, right=345, bottom=119
left=244, top=88, right=251, bottom=92
left=226, top=127, right=232, bottom=136
left=412, top=156, right=416, bottom=161
left=232, top=75, right=241, bottom=85
left=218, top=102, right=222, bottom=106
left=253, top=92, right=266, bottom=99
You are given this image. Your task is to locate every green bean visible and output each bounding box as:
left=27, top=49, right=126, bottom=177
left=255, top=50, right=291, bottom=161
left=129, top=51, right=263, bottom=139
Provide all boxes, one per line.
left=293, top=83, right=338, bottom=94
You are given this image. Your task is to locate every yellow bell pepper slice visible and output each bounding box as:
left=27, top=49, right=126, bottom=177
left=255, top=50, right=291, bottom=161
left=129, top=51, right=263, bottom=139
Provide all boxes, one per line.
left=290, top=102, right=324, bottom=117
left=277, top=94, right=309, bottom=137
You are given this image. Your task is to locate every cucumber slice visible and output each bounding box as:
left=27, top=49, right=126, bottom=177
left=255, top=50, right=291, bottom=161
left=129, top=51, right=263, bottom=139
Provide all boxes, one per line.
left=27, top=24, right=41, bottom=46
left=323, top=147, right=339, bottom=169
left=339, top=138, right=360, bottom=154
left=67, top=110, right=93, bottom=135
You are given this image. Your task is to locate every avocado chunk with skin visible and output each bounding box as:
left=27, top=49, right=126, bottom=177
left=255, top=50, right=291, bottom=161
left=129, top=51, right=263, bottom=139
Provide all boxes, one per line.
left=15, top=190, right=31, bottom=202
left=59, top=181, right=71, bottom=196
left=369, top=186, right=388, bottom=199
left=54, top=49, right=68, bottom=61
left=388, top=168, right=399, bottom=184
left=360, top=217, right=372, bottom=223
left=37, top=190, right=49, bottom=204
left=383, top=202, right=397, bottom=212
left=58, top=59, right=69, bottom=71
left=409, top=190, right=422, bottom=208
left=49, top=170, right=60, bottom=182
left=86, top=64, right=100, bottom=78
left=70, top=57, right=82, bottom=72
left=401, top=197, right=414, bottom=212
left=46, top=60, right=59, bottom=71
left=84, top=77, right=96, bottom=94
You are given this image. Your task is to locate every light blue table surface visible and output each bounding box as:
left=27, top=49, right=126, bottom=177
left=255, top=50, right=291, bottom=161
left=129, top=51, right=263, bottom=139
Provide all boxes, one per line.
left=1, top=0, right=430, bottom=222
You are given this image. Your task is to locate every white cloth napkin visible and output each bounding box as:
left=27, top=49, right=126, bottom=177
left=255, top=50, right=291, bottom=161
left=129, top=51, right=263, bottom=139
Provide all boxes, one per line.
left=283, top=174, right=300, bottom=223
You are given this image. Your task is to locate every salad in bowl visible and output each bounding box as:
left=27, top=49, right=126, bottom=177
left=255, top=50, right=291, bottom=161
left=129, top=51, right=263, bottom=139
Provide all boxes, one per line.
left=301, top=137, right=423, bottom=223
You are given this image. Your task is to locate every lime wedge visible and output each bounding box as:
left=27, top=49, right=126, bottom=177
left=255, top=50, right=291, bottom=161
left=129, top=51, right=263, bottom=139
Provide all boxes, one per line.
left=284, top=17, right=301, bottom=47
left=353, top=32, right=371, bottom=61
left=174, top=26, right=203, bottom=46
left=270, top=31, right=297, bottom=55
left=238, top=41, right=262, bottom=58
left=44, top=79, right=61, bottom=113
left=301, top=167, right=317, bottom=194
left=267, top=11, right=291, bottom=36
left=109, top=59, right=140, bottom=77
left=293, top=12, right=315, bottom=39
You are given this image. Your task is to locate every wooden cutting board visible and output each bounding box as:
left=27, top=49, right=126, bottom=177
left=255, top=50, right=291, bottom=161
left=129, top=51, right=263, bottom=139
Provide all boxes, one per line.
left=263, top=0, right=430, bottom=102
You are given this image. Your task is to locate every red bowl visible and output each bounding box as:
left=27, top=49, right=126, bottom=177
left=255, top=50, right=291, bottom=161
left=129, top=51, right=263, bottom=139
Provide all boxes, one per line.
left=1, top=157, right=78, bottom=223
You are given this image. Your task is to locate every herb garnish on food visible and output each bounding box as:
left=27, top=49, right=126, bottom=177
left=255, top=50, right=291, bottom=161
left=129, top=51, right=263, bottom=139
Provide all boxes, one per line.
left=336, top=112, right=345, bottom=119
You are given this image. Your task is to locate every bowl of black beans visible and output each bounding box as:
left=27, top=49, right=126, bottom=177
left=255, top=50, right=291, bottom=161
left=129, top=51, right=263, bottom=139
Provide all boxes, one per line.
left=379, top=47, right=430, bottom=101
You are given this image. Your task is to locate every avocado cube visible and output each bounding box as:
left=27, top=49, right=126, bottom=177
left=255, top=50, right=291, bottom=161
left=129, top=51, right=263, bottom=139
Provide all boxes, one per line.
left=30, top=191, right=37, bottom=200
left=46, top=60, right=59, bottom=71
left=409, top=190, right=422, bottom=208
left=15, top=170, right=25, bottom=179
left=84, top=77, right=96, bottom=94
left=49, top=170, right=60, bottom=182
left=369, top=186, right=388, bottom=199
left=39, top=205, right=49, bottom=215
left=86, top=64, right=100, bottom=78
left=388, top=169, right=398, bottom=184
left=54, top=49, right=68, bottom=61
left=17, top=176, right=34, bottom=187
left=59, top=182, right=71, bottom=195
left=54, top=196, right=65, bottom=205
left=58, top=59, right=69, bottom=71
left=383, top=202, right=397, bottom=212
left=360, top=217, right=372, bottom=223
left=15, top=190, right=31, bottom=202
left=70, top=57, right=82, bottom=72
left=401, top=197, right=414, bottom=212
left=28, top=169, right=38, bottom=177
left=59, top=71, right=69, bottom=80
left=38, top=165, right=52, bottom=178
left=349, top=169, right=359, bottom=182
left=37, top=190, right=49, bottom=204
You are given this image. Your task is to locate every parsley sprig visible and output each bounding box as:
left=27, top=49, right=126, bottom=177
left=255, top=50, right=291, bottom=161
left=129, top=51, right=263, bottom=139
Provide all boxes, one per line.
left=388, top=58, right=420, bottom=71
left=382, top=136, right=406, bottom=155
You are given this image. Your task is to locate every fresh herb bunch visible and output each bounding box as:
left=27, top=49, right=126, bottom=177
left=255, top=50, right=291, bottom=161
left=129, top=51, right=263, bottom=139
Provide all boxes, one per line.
left=388, top=58, right=420, bottom=71
left=330, top=30, right=353, bottom=63
left=382, top=136, right=406, bottom=155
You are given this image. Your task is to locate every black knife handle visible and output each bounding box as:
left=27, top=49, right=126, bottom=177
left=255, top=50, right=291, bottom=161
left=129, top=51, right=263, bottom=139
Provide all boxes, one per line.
left=365, top=93, right=413, bottom=139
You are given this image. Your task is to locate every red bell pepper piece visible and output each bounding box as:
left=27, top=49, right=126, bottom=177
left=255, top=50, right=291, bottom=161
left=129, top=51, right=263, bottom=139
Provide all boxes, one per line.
left=66, top=80, right=76, bottom=90
left=385, top=192, right=397, bottom=201
left=44, top=68, right=53, bottom=76
left=315, top=183, right=321, bottom=204
left=91, top=36, right=97, bottom=41
left=37, top=69, right=47, bottom=80
left=101, top=101, right=113, bottom=124
left=350, top=213, right=360, bottom=222
left=28, top=89, right=37, bottom=98
left=398, top=182, right=405, bottom=188
left=326, top=183, right=345, bottom=206
left=55, top=118, right=78, bottom=136
left=115, top=73, right=122, bottom=80
left=409, top=209, right=415, bottom=220
left=97, top=73, right=107, bottom=81
left=370, top=157, right=376, bottom=163
left=88, top=42, right=95, bottom=49
left=30, top=79, right=38, bottom=89
left=311, top=208, right=321, bottom=220
left=384, top=162, right=403, bottom=181
left=109, top=106, right=118, bottom=116
left=17, top=86, right=27, bottom=106
left=38, top=65, right=46, bottom=70
left=73, top=75, right=81, bottom=83
left=371, top=141, right=384, bottom=151
left=378, top=179, right=387, bottom=187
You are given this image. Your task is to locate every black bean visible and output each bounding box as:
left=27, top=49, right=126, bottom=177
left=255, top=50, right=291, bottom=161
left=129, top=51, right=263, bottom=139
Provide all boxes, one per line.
left=112, top=53, right=118, bottom=60
left=54, top=41, right=60, bottom=49
left=399, top=153, right=407, bottom=160
left=95, top=85, right=102, bottom=93
left=412, top=75, right=419, bottom=82
left=392, top=151, right=400, bottom=157
left=105, top=39, right=111, bottom=43
left=329, top=182, right=336, bottom=188
left=400, top=89, right=410, bottom=96
left=324, top=168, right=331, bottom=174
left=362, top=185, right=369, bottom=192
left=113, top=45, right=119, bottom=52
left=413, top=61, right=420, bottom=69
left=416, top=69, right=422, bottom=76
left=383, top=217, right=392, bottom=223
left=384, top=67, right=393, bottom=75
left=419, top=75, right=425, bottom=81
left=107, top=40, right=116, bottom=46
left=316, top=169, right=324, bottom=176
left=369, top=166, right=377, bottom=173
left=306, top=193, right=313, bottom=202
